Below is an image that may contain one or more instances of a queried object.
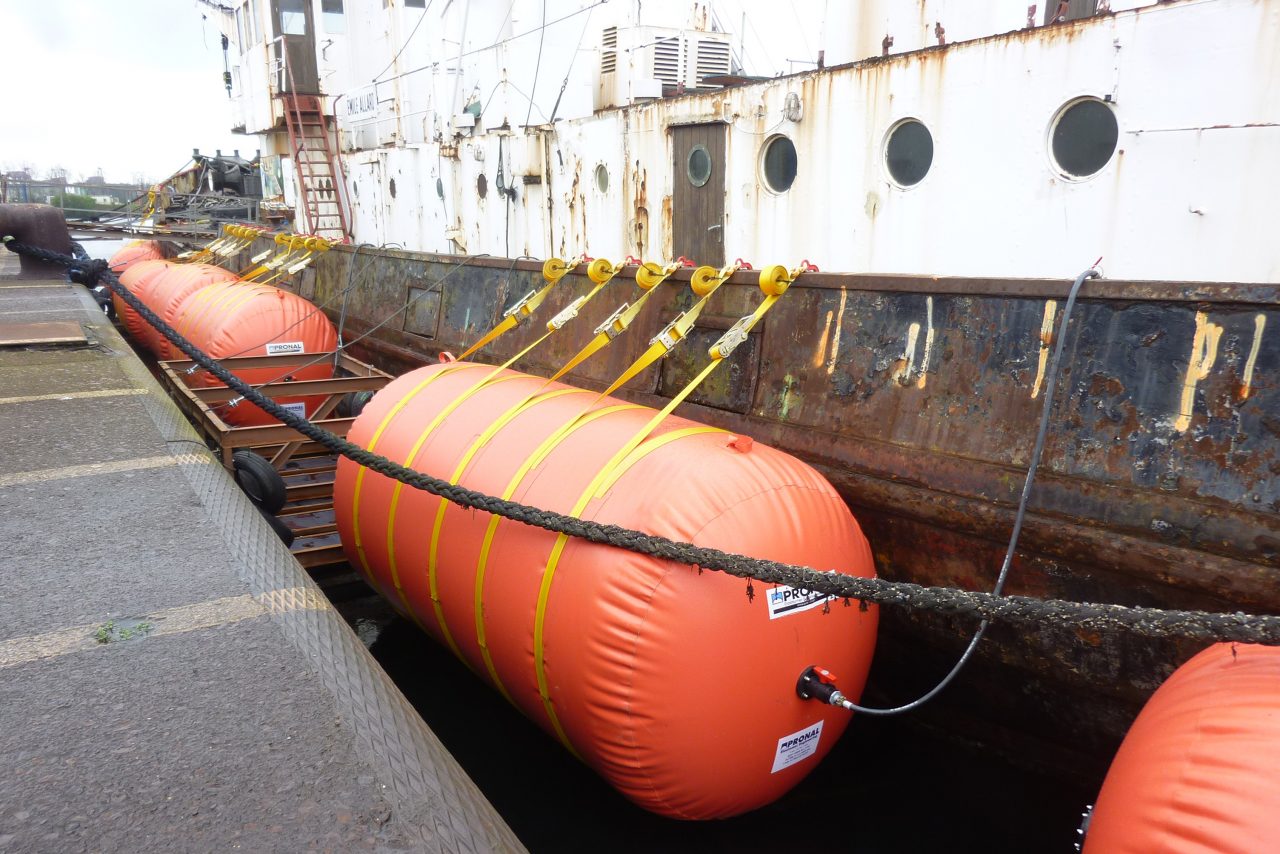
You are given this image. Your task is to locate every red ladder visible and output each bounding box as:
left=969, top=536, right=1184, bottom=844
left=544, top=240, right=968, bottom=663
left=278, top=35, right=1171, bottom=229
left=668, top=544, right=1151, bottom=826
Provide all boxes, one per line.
left=281, top=92, right=350, bottom=242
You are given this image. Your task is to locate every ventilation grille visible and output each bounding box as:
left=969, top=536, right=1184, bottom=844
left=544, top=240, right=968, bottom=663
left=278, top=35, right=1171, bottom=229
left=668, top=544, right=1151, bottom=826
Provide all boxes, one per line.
left=653, top=37, right=681, bottom=87
left=601, top=26, right=617, bottom=74
left=695, top=39, right=731, bottom=84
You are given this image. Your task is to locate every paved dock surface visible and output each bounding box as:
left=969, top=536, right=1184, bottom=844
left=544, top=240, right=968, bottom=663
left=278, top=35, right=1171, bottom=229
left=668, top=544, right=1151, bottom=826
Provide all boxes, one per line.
left=0, top=252, right=524, bottom=852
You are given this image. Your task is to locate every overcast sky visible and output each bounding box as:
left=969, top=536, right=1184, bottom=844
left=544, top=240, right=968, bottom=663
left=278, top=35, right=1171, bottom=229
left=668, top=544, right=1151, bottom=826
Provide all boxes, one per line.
left=1, top=0, right=251, bottom=183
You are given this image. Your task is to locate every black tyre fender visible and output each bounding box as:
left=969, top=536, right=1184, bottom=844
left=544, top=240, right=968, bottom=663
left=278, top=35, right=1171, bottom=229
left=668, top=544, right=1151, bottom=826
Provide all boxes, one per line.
left=232, top=450, right=287, bottom=514
left=256, top=506, right=295, bottom=548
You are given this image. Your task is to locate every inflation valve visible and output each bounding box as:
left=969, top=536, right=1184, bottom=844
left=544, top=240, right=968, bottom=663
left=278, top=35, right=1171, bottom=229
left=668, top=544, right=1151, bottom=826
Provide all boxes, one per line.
left=796, top=665, right=858, bottom=712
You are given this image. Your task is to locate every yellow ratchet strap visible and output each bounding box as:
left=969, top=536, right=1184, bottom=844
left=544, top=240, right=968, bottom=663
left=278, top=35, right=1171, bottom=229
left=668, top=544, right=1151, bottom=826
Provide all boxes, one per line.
left=456, top=255, right=586, bottom=361
left=240, top=233, right=301, bottom=281
left=214, top=225, right=263, bottom=260
left=543, top=259, right=681, bottom=384
left=597, top=261, right=736, bottom=398
left=177, top=224, right=229, bottom=262
left=260, top=236, right=328, bottom=285
left=530, top=261, right=808, bottom=753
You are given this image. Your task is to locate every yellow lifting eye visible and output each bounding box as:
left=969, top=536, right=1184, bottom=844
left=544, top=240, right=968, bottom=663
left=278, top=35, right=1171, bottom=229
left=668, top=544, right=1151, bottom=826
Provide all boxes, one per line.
left=273, top=233, right=290, bottom=246
left=586, top=257, right=615, bottom=284
left=758, top=264, right=792, bottom=296
left=689, top=265, right=720, bottom=297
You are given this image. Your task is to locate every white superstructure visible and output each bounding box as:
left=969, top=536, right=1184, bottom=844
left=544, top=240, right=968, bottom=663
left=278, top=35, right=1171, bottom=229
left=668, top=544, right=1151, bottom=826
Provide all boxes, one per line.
left=220, top=0, right=1280, bottom=282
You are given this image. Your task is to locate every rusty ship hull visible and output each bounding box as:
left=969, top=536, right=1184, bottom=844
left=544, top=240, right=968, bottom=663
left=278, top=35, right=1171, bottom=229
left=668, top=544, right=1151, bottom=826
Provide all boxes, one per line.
left=246, top=243, right=1277, bottom=774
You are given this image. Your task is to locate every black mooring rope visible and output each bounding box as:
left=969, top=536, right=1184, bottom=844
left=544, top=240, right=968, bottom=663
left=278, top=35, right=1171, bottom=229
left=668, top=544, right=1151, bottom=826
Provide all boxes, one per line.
left=7, top=236, right=1280, bottom=659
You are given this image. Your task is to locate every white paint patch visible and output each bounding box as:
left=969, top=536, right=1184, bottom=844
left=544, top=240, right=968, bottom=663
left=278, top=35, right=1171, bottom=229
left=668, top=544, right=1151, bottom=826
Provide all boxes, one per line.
left=771, top=720, right=824, bottom=773
left=916, top=296, right=935, bottom=389
left=892, top=322, right=921, bottom=385
left=1241, top=313, right=1266, bottom=400
left=1174, top=311, right=1224, bottom=432
left=1032, top=300, right=1058, bottom=399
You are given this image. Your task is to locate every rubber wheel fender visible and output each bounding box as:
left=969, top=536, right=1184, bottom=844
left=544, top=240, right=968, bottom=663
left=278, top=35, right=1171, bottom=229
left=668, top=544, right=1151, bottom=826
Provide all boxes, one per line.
left=256, top=505, right=295, bottom=548
left=232, top=450, right=287, bottom=514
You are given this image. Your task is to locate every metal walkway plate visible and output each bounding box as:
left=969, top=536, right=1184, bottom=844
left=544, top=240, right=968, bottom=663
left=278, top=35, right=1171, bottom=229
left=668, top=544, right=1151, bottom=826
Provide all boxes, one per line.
left=0, top=320, right=85, bottom=346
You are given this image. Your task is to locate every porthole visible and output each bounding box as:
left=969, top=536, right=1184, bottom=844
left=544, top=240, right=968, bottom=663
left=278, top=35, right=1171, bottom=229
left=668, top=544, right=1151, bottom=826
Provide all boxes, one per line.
left=476, top=173, right=488, bottom=199
left=595, top=163, right=609, bottom=194
left=884, top=119, right=933, bottom=187
left=760, top=135, right=797, bottom=193
left=1050, top=98, right=1118, bottom=179
left=686, top=144, right=712, bottom=188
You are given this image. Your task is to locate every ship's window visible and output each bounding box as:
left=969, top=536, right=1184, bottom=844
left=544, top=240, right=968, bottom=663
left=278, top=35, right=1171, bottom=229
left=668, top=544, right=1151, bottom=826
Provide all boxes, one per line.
left=760, top=135, right=797, bottom=193
left=406, top=0, right=426, bottom=7
left=322, top=0, right=345, bottom=33
left=687, top=144, right=712, bottom=188
left=477, top=173, right=488, bottom=199
left=279, top=0, right=307, bottom=35
left=595, top=164, right=609, bottom=194
left=1050, top=98, right=1118, bottom=178
left=235, top=7, right=245, bottom=48
left=884, top=119, right=933, bottom=187
left=247, top=0, right=261, bottom=44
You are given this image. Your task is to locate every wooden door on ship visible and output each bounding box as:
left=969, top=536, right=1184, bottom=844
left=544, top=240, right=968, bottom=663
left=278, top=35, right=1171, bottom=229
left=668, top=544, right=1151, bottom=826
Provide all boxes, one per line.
left=671, top=124, right=726, bottom=267
left=271, top=0, right=320, bottom=94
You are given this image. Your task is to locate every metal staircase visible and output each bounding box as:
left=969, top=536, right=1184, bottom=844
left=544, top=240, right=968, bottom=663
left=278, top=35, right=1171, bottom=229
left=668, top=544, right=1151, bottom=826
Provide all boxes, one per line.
left=281, top=92, right=350, bottom=242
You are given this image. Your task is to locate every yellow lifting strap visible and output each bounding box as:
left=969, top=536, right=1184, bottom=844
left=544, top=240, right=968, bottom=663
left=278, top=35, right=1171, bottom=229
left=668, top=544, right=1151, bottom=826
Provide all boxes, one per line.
left=259, top=236, right=329, bottom=285
left=176, top=223, right=230, bottom=262
left=239, top=234, right=326, bottom=282
left=385, top=257, right=629, bottom=650
left=530, top=260, right=811, bottom=754
left=213, top=224, right=266, bottom=260
left=597, top=261, right=738, bottom=398
left=455, top=255, right=586, bottom=361
left=237, top=232, right=296, bottom=280
left=543, top=258, right=684, bottom=385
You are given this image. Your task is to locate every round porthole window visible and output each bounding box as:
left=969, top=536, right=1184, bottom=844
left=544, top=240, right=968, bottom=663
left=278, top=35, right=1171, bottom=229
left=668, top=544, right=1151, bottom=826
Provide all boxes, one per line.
left=760, top=135, right=797, bottom=193
left=884, top=119, right=933, bottom=187
left=595, top=163, right=609, bottom=194
left=1050, top=98, right=1118, bottom=178
left=686, top=144, right=712, bottom=188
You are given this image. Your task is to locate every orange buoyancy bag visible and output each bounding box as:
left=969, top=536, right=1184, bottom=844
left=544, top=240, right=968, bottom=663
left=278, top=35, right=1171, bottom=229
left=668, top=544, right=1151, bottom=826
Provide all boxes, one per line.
left=1084, top=643, right=1280, bottom=853
left=107, top=239, right=163, bottom=274
left=333, top=361, right=879, bottom=819
left=143, top=263, right=239, bottom=359
left=169, top=281, right=338, bottom=426
left=114, top=259, right=177, bottom=342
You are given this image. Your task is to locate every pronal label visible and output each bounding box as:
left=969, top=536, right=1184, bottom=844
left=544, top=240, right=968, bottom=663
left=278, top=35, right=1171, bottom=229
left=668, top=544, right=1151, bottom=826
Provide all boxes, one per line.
left=771, top=721, right=823, bottom=773
left=766, top=582, right=836, bottom=620
left=266, top=341, right=305, bottom=355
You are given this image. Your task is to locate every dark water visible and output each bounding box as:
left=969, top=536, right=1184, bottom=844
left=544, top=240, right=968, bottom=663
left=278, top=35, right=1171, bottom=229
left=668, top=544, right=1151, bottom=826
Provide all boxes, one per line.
left=337, top=596, right=1094, bottom=853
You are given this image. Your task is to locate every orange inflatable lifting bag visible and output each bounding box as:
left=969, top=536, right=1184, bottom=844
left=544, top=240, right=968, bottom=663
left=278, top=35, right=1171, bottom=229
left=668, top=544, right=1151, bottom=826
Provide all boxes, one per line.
left=334, top=361, right=879, bottom=819
left=114, top=259, right=178, bottom=341
left=1084, top=643, right=1280, bottom=853
left=107, top=239, right=163, bottom=274
left=168, top=280, right=337, bottom=426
